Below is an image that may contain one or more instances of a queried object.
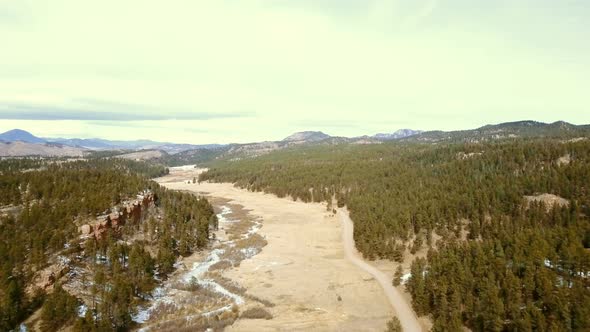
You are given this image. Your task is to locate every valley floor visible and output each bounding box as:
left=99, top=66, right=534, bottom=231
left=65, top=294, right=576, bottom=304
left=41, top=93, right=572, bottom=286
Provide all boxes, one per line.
left=156, top=168, right=426, bottom=331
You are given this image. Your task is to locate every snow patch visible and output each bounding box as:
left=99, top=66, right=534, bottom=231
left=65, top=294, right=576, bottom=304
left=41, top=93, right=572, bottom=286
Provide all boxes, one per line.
left=57, top=255, right=71, bottom=265
left=132, top=205, right=252, bottom=325
left=217, top=205, right=238, bottom=224
left=132, top=202, right=269, bottom=327
left=400, top=273, right=412, bottom=284
left=169, top=165, right=197, bottom=171
left=240, top=247, right=260, bottom=259
left=202, top=304, right=233, bottom=317
left=132, top=307, right=151, bottom=324
left=78, top=304, right=88, bottom=317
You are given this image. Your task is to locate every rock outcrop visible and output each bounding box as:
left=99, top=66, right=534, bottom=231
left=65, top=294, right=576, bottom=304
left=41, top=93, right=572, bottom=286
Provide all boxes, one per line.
left=79, top=224, right=93, bottom=235
left=79, top=191, right=156, bottom=240
left=556, top=154, right=571, bottom=166
left=27, top=261, right=70, bottom=295
left=524, top=193, right=570, bottom=212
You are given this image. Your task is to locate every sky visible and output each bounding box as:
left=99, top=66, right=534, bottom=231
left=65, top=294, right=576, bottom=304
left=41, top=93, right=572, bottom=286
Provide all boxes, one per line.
left=0, top=0, right=589, bottom=144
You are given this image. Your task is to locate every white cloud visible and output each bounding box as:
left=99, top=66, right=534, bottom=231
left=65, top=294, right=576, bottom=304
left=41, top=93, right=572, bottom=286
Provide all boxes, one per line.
left=0, top=0, right=588, bottom=143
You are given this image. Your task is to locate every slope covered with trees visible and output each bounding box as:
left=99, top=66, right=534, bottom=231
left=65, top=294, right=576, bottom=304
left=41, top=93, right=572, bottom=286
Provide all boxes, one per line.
left=0, top=158, right=215, bottom=331
left=200, top=137, right=590, bottom=331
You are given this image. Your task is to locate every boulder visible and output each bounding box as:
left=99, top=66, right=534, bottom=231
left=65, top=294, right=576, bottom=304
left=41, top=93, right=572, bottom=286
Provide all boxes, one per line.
left=94, top=218, right=111, bottom=240
left=79, top=224, right=93, bottom=235
left=32, top=263, right=69, bottom=292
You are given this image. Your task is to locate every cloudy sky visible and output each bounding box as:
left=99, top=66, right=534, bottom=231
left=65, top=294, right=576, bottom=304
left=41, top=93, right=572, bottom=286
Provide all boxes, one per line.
left=1, top=0, right=588, bottom=144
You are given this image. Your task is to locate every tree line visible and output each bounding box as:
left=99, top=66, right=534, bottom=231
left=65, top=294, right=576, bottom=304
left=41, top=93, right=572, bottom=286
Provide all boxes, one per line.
left=200, top=138, right=590, bottom=331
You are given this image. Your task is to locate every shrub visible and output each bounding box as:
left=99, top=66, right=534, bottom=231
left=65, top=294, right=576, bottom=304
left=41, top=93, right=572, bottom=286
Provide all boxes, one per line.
left=240, top=307, right=273, bottom=320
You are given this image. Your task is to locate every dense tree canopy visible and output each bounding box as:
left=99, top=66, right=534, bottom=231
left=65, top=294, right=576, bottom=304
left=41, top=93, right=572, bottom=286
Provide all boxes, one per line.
left=0, top=158, right=214, bottom=331
left=201, top=138, right=590, bottom=331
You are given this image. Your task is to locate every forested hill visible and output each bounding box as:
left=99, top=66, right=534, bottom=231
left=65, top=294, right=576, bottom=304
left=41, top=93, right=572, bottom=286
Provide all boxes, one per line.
left=154, top=120, right=590, bottom=167
left=200, top=137, right=590, bottom=331
left=403, top=120, right=590, bottom=143
left=0, top=158, right=216, bottom=331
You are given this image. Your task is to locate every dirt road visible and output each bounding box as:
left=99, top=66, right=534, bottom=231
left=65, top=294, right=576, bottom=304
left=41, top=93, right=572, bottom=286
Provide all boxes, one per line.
left=339, top=208, right=422, bottom=332
left=155, top=167, right=424, bottom=331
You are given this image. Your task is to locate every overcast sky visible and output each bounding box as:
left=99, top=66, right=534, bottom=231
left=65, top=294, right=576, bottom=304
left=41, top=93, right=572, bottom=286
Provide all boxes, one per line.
left=1, top=0, right=589, bottom=144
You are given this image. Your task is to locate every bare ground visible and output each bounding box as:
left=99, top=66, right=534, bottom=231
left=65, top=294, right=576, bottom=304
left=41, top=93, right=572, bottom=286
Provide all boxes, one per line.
left=156, top=168, right=422, bottom=331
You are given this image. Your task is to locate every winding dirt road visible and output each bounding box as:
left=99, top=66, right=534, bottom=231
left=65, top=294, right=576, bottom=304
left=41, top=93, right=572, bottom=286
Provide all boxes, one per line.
left=156, top=167, right=425, bottom=331
left=339, top=208, right=422, bottom=332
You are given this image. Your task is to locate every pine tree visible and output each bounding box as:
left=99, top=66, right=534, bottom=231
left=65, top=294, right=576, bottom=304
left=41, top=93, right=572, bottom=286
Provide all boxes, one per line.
left=393, top=265, right=403, bottom=286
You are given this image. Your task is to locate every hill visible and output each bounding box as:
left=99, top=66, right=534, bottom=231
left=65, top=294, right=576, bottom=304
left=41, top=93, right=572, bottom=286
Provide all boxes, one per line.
left=169, top=121, right=588, bottom=166
left=0, top=129, right=46, bottom=144
left=45, top=138, right=116, bottom=150
left=282, top=131, right=331, bottom=142
left=45, top=137, right=221, bottom=153
left=116, top=149, right=167, bottom=161
left=0, top=141, right=85, bottom=157
left=373, top=129, right=423, bottom=140
left=403, top=120, right=589, bottom=143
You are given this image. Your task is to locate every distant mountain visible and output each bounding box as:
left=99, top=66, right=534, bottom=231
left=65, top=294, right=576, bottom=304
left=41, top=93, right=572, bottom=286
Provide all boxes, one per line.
left=0, top=141, right=85, bottom=157
left=46, top=138, right=115, bottom=149
left=2, top=121, right=587, bottom=160
left=283, top=131, right=331, bottom=142
left=44, top=138, right=224, bottom=154
left=156, top=143, right=225, bottom=154
left=45, top=137, right=161, bottom=150
left=155, top=147, right=228, bottom=166
left=402, top=121, right=590, bottom=143
left=206, top=121, right=590, bottom=163
left=0, top=129, right=46, bottom=144
left=115, top=149, right=167, bottom=161
left=373, top=129, right=423, bottom=140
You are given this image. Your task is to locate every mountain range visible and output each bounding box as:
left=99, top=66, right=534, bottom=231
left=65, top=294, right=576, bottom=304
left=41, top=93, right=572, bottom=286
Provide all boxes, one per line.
left=0, top=127, right=420, bottom=154
left=1, top=121, right=588, bottom=159
left=0, top=129, right=223, bottom=154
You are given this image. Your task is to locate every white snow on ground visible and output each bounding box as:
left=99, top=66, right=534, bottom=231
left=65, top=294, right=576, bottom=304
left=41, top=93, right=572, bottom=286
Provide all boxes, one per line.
left=133, top=204, right=260, bottom=325
left=77, top=304, right=88, bottom=317
left=217, top=205, right=238, bottom=224
left=202, top=304, right=233, bottom=318
left=132, top=307, right=151, bottom=324
left=57, top=255, right=71, bottom=265
left=182, top=249, right=225, bottom=283
left=200, top=280, right=244, bottom=305
left=240, top=247, right=261, bottom=259
left=247, top=222, right=261, bottom=236
left=544, top=259, right=553, bottom=268
left=169, top=165, right=197, bottom=171
left=544, top=258, right=589, bottom=278
left=400, top=273, right=412, bottom=285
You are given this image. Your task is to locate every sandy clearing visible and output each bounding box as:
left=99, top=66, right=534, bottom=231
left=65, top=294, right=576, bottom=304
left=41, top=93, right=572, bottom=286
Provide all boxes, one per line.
left=339, top=208, right=422, bottom=332
left=158, top=176, right=394, bottom=331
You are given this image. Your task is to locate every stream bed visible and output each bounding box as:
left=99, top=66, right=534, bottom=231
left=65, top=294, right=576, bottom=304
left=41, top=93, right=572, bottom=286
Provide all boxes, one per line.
left=133, top=202, right=265, bottom=330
